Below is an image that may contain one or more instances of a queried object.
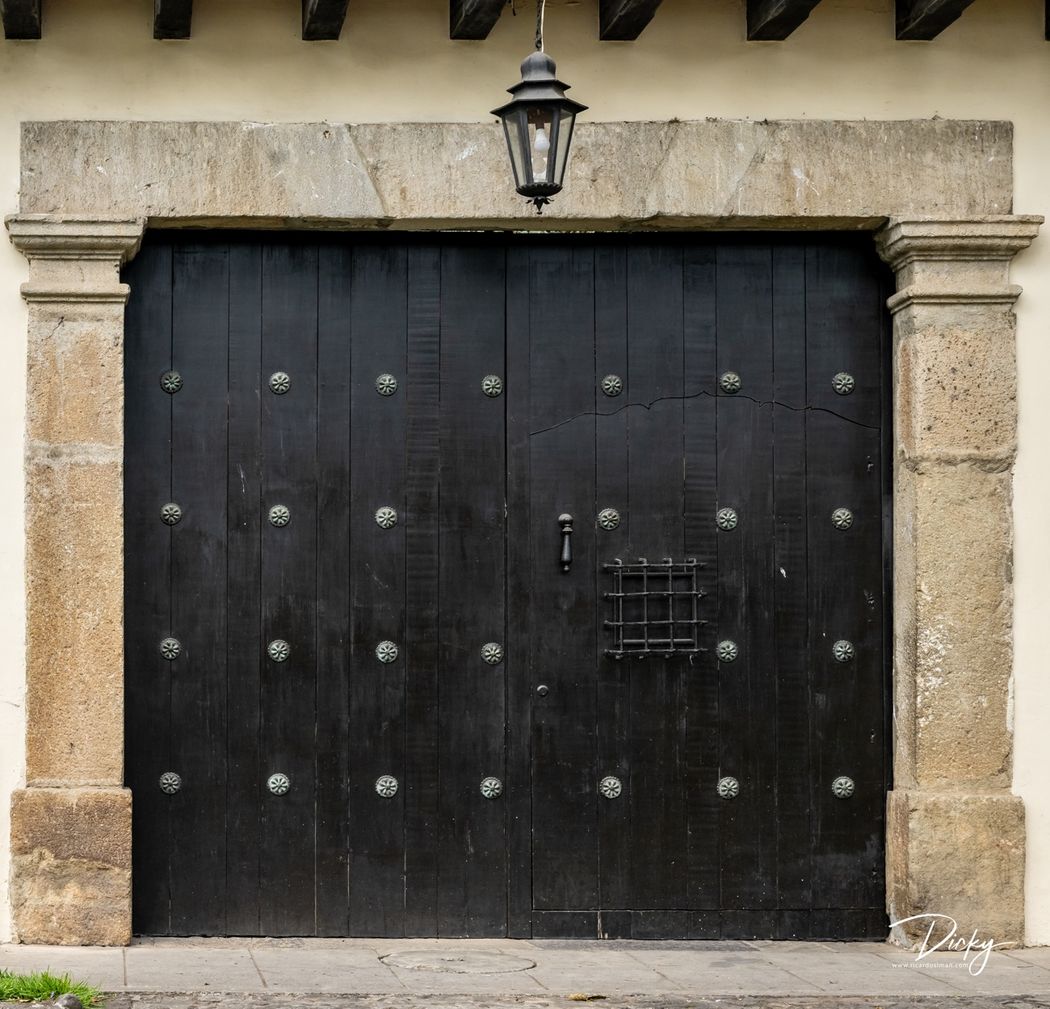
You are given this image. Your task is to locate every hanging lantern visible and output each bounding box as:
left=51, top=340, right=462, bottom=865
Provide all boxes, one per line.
left=491, top=26, right=587, bottom=214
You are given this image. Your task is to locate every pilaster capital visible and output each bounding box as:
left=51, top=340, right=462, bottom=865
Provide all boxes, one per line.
left=6, top=215, right=146, bottom=304
left=876, top=216, right=1042, bottom=314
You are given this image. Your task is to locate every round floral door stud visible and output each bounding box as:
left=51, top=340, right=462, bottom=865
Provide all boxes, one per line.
left=480, top=776, right=503, bottom=799
left=481, top=642, right=504, bottom=665
left=160, top=502, right=183, bottom=526
left=268, top=371, right=291, bottom=395
left=598, top=508, right=621, bottom=530
left=267, top=773, right=291, bottom=796
left=832, top=776, right=856, bottom=799
left=375, top=373, right=398, bottom=396
left=160, top=370, right=183, bottom=394
left=268, top=504, right=291, bottom=528
left=375, top=775, right=399, bottom=798
left=601, top=374, right=623, bottom=397
left=831, top=507, right=854, bottom=530
left=160, top=637, right=181, bottom=661
left=267, top=639, right=291, bottom=663
left=716, top=507, right=738, bottom=531
left=376, top=640, right=399, bottom=663
left=716, top=640, right=738, bottom=663
left=833, top=639, right=855, bottom=663
left=719, top=371, right=741, bottom=394
left=375, top=506, right=398, bottom=529
left=159, top=772, right=182, bottom=794
left=599, top=776, right=622, bottom=799
left=481, top=375, right=504, bottom=398
left=832, top=372, right=856, bottom=396
left=717, top=776, right=740, bottom=799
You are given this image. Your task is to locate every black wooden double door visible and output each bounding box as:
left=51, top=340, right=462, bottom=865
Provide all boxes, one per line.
left=125, top=233, right=891, bottom=939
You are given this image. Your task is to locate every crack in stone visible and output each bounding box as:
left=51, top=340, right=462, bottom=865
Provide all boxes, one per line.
left=529, top=388, right=880, bottom=438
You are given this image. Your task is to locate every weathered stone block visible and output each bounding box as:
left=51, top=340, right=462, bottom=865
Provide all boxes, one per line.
left=27, top=313, right=125, bottom=449
left=894, top=312, right=1017, bottom=465
left=10, top=787, right=131, bottom=946
left=25, top=458, right=124, bottom=786
left=893, top=464, right=1012, bottom=791
left=887, top=789, right=1024, bottom=948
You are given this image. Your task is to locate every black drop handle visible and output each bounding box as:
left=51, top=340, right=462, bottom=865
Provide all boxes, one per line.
left=559, top=513, right=574, bottom=572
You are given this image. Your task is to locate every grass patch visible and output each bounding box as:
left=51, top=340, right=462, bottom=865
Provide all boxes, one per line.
left=0, top=969, right=102, bottom=1006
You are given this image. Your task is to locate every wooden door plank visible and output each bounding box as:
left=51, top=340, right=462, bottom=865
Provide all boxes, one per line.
left=770, top=244, right=814, bottom=914
left=505, top=245, right=534, bottom=937
left=123, top=241, right=175, bottom=936
left=804, top=241, right=887, bottom=920
left=403, top=245, right=442, bottom=937
left=682, top=243, right=719, bottom=914
left=714, top=243, right=778, bottom=913
left=528, top=245, right=599, bottom=916
left=623, top=244, right=687, bottom=913
left=168, top=244, right=230, bottom=934
left=314, top=243, right=353, bottom=936
left=347, top=244, right=409, bottom=936
left=258, top=242, right=320, bottom=936
left=436, top=243, right=508, bottom=936
left=594, top=244, right=631, bottom=918
left=224, top=241, right=264, bottom=936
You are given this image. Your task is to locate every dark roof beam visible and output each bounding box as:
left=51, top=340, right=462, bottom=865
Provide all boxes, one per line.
left=896, top=0, right=978, bottom=40
left=747, top=0, right=823, bottom=40
left=1, top=0, right=40, bottom=39
left=599, top=0, right=665, bottom=40
left=450, top=0, right=505, bottom=40
left=154, top=0, right=192, bottom=40
left=303, top=0, right=350, bottom=40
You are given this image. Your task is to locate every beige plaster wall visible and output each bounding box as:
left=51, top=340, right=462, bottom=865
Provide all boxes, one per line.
left=0, top=0, right=1048, bottom=944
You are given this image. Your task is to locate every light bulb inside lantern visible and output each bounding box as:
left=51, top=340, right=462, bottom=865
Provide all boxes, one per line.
left=534, top=126, right=550, bottom=154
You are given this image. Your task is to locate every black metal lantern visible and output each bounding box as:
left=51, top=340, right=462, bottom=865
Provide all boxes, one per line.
left=491, top=49, right=587, bottom=214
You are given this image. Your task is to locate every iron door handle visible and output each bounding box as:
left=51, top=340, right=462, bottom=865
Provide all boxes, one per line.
left=559, top=513, right=573, bottom=572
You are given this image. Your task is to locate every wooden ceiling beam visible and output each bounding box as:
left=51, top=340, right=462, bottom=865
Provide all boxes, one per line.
left=599, top=0, right=665, bottom=41
left=303, top=0, right=350, bottom=40
left=746, top=0, right=823, bottom=40
left=1, top=0, right=40, bottom=39
left=154, top=0, right=192, bottom=40
left=896, top=0, right=978, bottom=40
left=450, top=0, right=505, bottom=40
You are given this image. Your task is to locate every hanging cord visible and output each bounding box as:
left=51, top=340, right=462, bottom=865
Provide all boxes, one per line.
left=535, top=0, right=545, bottom=50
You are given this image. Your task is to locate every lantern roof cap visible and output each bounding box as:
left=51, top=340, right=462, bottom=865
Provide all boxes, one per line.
left=491, top=49, right=588, bottom=117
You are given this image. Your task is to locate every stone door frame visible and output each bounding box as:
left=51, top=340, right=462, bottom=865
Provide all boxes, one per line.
left=4, top=119, right=1041, bottom=946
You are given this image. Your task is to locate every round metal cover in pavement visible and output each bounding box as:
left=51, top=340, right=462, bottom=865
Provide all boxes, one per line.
left=380, top=950, right=536, bottom=974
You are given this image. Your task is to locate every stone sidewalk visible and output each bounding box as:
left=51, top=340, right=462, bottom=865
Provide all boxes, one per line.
left=1, top=939, right=1049, bottom=1003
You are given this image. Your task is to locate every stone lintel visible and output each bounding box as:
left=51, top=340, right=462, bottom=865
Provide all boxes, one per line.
left=20, top=120, right=1013, bottom=224
left=10, top=786, right=132, bottom=946
left=887, top=789, right=1024, bottom=948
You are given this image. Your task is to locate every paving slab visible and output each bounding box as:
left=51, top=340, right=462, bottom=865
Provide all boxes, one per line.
left=94, top=994, right=1050, bottom=1009
left=123, top=948, right=263, bottom=992
left=3, top=938, right=1050, bottom=1002
left=0, top=945, right=125, bottom=991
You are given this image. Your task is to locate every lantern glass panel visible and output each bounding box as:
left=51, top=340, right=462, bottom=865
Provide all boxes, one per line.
left=552, top=107, right=577, bottom=188
left=526, top=106, right=556, bottom=185
left=501, top=107, right=530, bottom=189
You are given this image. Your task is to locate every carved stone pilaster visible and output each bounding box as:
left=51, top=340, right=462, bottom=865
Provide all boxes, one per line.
left=6, top=215, right=144, bottom=946
left=876, top=216, right=1041, bottom=949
